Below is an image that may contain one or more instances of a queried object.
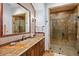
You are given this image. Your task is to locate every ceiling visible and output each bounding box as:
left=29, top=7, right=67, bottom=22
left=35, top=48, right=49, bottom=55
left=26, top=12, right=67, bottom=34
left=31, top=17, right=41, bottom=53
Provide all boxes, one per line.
left=50, top=3, right=79, bottom=13
left=32, top=3, right=45, bottom=11
left=32, top=3, right=79, bottom=13
left=6, top=3, right=21, bottom=9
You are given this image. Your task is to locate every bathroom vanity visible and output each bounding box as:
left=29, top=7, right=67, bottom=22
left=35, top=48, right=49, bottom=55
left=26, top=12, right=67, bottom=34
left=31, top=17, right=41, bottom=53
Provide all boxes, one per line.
left=0, top=33, right=45, bottom=56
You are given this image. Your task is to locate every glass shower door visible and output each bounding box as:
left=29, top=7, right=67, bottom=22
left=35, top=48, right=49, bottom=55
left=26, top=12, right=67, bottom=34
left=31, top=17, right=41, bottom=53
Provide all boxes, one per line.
left=50, top=12, right=77, bottom=54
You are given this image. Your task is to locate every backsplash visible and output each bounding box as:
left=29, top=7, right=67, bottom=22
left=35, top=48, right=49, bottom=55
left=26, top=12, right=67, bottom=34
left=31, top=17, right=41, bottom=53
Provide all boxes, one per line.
left=0, top=33, right=31, bottom=45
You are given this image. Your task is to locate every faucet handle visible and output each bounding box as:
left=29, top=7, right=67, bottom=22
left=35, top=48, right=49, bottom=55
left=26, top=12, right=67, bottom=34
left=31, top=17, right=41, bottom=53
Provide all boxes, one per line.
left=22, top=35, right=26, bottom=40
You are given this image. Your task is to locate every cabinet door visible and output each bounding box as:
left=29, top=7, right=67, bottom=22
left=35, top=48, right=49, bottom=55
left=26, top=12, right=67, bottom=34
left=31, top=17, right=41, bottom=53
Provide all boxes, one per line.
left=42, top=39, right=45, bottom=54
left=39, top=39, right=45, bottom=56
left=30, top=47, right=35, bottom=56
left=34, top=42, right=40, bottom=56
left=26, top=46, right=35, bottom=56
left=21, top=52, right=26, bottom=56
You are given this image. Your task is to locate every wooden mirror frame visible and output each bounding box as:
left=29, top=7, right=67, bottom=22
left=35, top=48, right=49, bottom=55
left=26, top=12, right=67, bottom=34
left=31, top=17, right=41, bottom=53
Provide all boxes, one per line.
left=0, top=3, right=31, bottom=37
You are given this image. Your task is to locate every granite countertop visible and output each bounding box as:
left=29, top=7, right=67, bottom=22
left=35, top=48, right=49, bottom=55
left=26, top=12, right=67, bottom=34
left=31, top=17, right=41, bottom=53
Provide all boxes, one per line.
left=0, top=34, right=45, bottom=56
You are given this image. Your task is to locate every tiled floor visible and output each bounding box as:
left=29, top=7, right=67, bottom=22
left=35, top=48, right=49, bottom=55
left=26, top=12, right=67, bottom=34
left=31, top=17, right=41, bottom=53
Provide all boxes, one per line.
left=43, top=45, right=78, bottom=56
left=43, top=51, right=54, bottom=56
left=43, top=47, right=78, bottom=56
left=43, top=39, right=78, bottom=56
left=46, top=38, right=78, bottom=56
left=51, top=45, right=78, bottom=56
left=43, top=50, right=65, bottom=56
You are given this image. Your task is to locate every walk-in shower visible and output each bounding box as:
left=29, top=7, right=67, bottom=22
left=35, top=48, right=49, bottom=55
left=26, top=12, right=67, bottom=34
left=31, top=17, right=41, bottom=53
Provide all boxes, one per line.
left=49, top=4, right=79, bottom=56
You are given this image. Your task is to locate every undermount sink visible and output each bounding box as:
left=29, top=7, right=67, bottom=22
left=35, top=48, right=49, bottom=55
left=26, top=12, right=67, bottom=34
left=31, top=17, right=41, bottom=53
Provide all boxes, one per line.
left=2, top=42, right=24, bottom=49
left=9, top=42, right=16, bottom=46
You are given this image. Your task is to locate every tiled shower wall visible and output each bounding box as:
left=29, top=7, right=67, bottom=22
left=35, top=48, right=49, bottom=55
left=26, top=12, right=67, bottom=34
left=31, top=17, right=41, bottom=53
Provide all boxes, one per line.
left=50, top=8, right=77, bottom=48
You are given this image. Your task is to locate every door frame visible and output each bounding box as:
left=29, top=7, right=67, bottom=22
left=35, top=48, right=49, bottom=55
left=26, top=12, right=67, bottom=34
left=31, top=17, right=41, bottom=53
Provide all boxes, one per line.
left=48, top=8, right=51, bottom=50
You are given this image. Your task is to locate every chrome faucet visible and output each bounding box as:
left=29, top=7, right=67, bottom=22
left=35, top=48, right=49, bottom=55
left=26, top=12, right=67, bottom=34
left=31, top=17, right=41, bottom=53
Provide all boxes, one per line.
left=22, top=35, right=25, bottom=40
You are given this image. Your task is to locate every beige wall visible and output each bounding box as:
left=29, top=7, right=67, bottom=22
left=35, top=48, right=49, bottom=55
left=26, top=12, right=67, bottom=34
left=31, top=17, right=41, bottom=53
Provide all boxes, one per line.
left=0, top=3, right=36, bottom=45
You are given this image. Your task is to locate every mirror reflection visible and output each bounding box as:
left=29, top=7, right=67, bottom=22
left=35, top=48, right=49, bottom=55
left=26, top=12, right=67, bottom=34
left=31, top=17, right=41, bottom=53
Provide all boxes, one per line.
left=3, top=3, right=30, bottom=35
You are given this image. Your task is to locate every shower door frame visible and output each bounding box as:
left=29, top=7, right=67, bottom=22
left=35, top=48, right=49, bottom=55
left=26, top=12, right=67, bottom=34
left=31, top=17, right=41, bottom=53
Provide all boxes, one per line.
left=48, top=4, right=79, bottom=50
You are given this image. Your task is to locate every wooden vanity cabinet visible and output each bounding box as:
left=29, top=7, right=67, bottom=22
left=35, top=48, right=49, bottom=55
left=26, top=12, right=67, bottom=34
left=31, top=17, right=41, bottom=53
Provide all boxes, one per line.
left=26, top=46, right=35, bottom=56
left=39, top=39, right=45, bottom=56
left=34, top=42, right=40, bottom=56
left=21, top=38, right=45, bottom=56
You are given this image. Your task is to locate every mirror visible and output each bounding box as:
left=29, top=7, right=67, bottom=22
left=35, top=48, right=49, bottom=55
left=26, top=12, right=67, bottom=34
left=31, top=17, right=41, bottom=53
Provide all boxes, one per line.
left=3, top=3, right=30, bottom=35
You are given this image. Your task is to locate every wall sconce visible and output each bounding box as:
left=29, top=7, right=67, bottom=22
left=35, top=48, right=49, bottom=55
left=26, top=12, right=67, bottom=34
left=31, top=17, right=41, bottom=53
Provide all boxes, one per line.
left=32, top=17, right=36, bottom=22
